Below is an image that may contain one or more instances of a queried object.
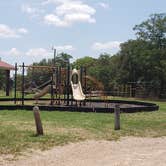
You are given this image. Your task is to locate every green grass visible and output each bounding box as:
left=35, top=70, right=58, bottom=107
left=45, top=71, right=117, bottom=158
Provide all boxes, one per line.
left=0, top=98, right=165, bottom=155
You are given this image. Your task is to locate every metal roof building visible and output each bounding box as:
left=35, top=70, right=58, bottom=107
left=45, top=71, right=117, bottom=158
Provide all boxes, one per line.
left=0, top=60, right=15, bottom=70
left=0, top=60, right=15, bottom=96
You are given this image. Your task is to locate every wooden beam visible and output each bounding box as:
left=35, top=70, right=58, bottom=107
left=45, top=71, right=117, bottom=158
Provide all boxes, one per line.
left=19, top=65, right=57, bottom=69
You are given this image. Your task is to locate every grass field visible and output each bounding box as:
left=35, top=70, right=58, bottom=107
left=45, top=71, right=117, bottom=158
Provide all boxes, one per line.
left=0, top=98, right=165, bottom=156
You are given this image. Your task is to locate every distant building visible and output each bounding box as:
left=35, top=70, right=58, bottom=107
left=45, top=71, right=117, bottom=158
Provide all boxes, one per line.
left=0, top=60, right=15, bottom=96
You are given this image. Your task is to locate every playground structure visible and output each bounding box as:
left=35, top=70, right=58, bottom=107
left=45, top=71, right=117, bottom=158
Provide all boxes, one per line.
left=12, top=63, right=107, bottom=106
left=0, top=61, right=159, bottom=113
left=11, top=61, right=113, bottom=106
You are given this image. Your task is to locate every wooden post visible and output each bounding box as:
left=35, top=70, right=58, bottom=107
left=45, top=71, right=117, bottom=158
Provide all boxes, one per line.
left=114, top=104, right=120, bottom=130
left=33, top=106, right=44, bottom=136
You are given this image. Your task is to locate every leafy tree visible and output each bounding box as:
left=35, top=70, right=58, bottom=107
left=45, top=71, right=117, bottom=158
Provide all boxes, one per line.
left=26, top=52, right=72, bottom=88
left=133, top=13, right=166, bottom=49
left=133, top=13, right=166, bottom=97
left=94, top=54, right=113, bottom=90
left=72, top=56, right=97, bottom=68
left=56, top=52, right=73, bottom=67
left=117, top=39, right=166, bottom=97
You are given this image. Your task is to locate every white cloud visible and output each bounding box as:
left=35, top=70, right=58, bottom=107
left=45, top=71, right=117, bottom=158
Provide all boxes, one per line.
left=21, top=4, right=36, bottom=14
left=1, top=45, right=74, bottom=58
left=55, top=1, right=95, bottom=16
left=9, top=48, right=22, bottom=56
left=42, top=0, right=75, bottom=5
left=21, top=4, right=38, bottom=16
left=44, top=14, right=68, bottom=27
left=0, top=24, right=28, bottom=38
left=43, top=0, right=96, bottom=27
left=97, top=2, right=110, bottom=9
left=1, top=45, right=75, bottom=65
left=64, top=13, right=95, bottom=23
left=17, top=28, right=28, bottom=34
left=25, top=45, right=75, bottom=62
left=21, top=1, right=96, bottom=27
left=0, top=24, right=19, bottom=38
left=53, top=45, right=75, bottom=51
left=21, top=4, right=44, bottom=17
left=26, top=48, right=51, bottom=57
left=0, top=48, right=22, bottom=56
left=92, top=41, right=122, bottom=51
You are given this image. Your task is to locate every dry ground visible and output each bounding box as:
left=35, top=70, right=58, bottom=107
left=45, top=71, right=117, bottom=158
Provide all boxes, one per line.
left=1, top=136, right=166, bottom=166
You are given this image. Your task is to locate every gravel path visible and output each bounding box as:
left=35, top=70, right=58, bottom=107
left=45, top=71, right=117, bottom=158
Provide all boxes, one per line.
left=1, top=137, right=166, bottom=166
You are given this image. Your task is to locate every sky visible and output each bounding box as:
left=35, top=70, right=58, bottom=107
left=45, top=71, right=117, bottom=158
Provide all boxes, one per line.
left=0, top=0, right=166, bottom=65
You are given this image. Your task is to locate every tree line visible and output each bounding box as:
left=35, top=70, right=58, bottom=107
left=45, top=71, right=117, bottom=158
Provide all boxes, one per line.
left=0, top=13, right=166, bottom=98
left=73, top=13, right=166, bottom=98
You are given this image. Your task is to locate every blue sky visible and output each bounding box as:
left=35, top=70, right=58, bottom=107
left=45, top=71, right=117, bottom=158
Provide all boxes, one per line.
left=0, top=0, right=166, bottom=65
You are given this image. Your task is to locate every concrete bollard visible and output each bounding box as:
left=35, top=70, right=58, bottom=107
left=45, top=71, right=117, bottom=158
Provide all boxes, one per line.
left=33, top=106, right=44, bottom=136
left=114, top=104, right=120, bottom=130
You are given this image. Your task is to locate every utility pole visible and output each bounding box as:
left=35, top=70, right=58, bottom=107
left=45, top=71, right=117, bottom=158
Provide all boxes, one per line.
left=54, top=48, right=56, bottom=66
left=52, top=47, right=56, bottom=66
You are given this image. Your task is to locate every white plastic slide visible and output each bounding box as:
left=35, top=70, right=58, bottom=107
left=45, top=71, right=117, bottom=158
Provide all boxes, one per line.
left=71, top=69, right=86, bottom=101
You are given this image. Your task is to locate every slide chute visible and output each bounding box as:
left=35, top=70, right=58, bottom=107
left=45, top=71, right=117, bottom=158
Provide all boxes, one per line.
left=70, top=69, right=85, bottom=101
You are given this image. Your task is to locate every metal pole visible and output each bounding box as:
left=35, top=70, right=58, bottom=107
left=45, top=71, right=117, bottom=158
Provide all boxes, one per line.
left=64, top=81, right=66, bottom=104
left=5, top=70, right=10, bottom=96
left=50, top=74, right=54, bottom=105
left=22, top=62, right=25, bottom=106
left=53, top=48, right=56, bottom=67
left=58, top=66, right=61, bottom=105
left=84, top=67, right=87, bottom=94
left=55, top=66, right=59, bottom=104
left=14, top=63, right=17, bottom=104
left=80, top=66, right=83, bottom=85
left=83, top=67, right=87, bottom=106
left=67, top=64, right=70, bottom=106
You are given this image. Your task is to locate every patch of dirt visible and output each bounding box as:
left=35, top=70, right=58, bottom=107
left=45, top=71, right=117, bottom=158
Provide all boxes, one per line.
left=1, top=137, right=166, bottom=166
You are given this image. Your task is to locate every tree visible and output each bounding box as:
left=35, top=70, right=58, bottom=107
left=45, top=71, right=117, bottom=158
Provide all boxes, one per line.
left=56, top=52, right=73, bottom=67
left=116, top=38, right=166, bottom=97
left=133, top=13, right=166, bottom=49
left=72, top=55, right=115, bottom=90
left=26, top=52, right=73, bottom=87
left=94, top=54, right=113, bottom=90
left=72, top=56, right=97, bottom=68
left=133, top=13, right=166, bottom=97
